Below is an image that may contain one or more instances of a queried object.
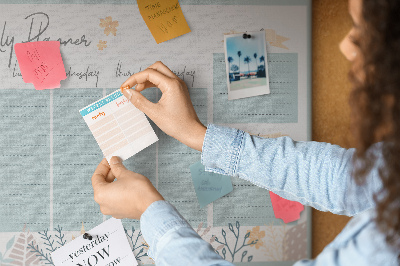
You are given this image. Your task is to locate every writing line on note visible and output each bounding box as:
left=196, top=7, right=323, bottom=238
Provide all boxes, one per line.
left=79, top=90, right=158, bottom=162
left=269, top=191, right=304, bottom=223
left=14, top=41, right=67, bottom=90
left=137, top=0, right=191, bottom=44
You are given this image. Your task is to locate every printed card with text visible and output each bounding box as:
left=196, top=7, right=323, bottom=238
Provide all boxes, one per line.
left=52, top=218, right=137, bottom=266
left=80, top=90, right=158, bottom=162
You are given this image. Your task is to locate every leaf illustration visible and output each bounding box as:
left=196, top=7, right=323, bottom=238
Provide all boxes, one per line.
left=196, top=222, right=203, bottom=233
left=2, top=258, right=14, bottom=264
left=81, top=222, right=85, bottom=235
left=0, top=251, right=3, bottom=261
left=216, top=244, right=224, bottom=251
left=7, top=229, right=43, bottom=265
left=222, top=229, right=226, bottom=237
left=6, top=236, right=15, bottom=251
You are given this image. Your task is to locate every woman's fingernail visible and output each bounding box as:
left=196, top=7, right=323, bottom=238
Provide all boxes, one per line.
left=125, top=89, right=133, bottom=100
left=110, top=156, right=122, bottom=165
left=120, top=85, right=129, bottom=92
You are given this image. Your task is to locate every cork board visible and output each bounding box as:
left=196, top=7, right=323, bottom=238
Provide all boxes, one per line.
left=312, top=0, right=353, bottom=258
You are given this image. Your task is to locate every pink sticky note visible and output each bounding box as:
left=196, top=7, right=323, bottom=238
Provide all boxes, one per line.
left=269, top=191, right=304, bottom=223
left=14, top=41, right=66, bottom=90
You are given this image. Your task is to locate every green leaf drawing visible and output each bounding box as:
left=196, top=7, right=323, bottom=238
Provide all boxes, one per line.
left=6, top=235, right=15, bottom=250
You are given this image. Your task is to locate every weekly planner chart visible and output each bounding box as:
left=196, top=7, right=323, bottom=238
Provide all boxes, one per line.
left=0, top=1, right=311, bottom=265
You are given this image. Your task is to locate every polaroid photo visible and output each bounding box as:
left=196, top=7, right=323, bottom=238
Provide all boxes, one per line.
left=224, top=31, right=270, bottom=100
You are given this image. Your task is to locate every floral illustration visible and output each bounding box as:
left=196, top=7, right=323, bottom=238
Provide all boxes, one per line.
left=246, top=226, right=265, bottom=249
left=97, top=40, right=107, bottom=50
left=196, top=222, right=224, bottom=253
left=0, top=235, right=15, bottom=265
left=2, top=225, right=43, bottom=265
left=262, top=222, right=287, bottom=261
left=264, top=29, right=290, bottom=50
left=27, top=225, right=66, bottom=265
left=212, top=221, right=257, bottom=262
left=99, top=16, right=119, bottom=36
left=124, top=226, right=149, bottom=262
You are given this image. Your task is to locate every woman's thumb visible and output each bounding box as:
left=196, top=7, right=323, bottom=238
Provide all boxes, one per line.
left=109, top=156, right=128, bottom=178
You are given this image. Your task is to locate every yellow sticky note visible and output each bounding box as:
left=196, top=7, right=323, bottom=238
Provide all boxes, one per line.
left=137, top=0, right=191, bottom=44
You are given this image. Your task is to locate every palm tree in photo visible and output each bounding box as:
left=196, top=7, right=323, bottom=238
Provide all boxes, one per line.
left=260, top=55, right=267, bottom=77
left=237, top=51, right=242, bottom=77
left=253, top=53, right=258, bottom=75
left=260, top=55, right=265, bottom=72
left=244, top=56, right=251, bottom=78
left=227, top=56, right=234, bottom=83
left=228, top=56, right=233, bottom=73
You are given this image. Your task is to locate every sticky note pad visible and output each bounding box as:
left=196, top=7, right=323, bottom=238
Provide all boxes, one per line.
left=79, top=90, right=158, bottom=162
left=14, top=41, right=66, bottom=90
left=137, top=0, right=191, bottom=44
left=52, top=218, right=138, bottom=266
left=190, top=161, right=233, bottom=208
left=269, top=191, right=304, bottom=223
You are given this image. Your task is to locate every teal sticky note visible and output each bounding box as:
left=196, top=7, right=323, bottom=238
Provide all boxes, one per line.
left=189, top=161, right=233, bottom=208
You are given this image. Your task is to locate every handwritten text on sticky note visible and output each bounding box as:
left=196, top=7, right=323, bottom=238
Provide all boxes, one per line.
left=14, top=41, right=66, bottom=90
left=269, top=191, right=304, bottom=223
left=190, top=161, right=233, bottom=208
left=137, top=0, right=191, bottom=44
left=52, top=218, right=137, bottom=266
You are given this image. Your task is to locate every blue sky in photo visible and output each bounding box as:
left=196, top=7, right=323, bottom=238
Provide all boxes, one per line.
left=226, top=31, right=266, bottom=73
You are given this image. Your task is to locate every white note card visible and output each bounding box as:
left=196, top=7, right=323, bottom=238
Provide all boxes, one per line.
left=79, top=90, right=158, bottom=162
left=52, top=218, right=138, bottom=266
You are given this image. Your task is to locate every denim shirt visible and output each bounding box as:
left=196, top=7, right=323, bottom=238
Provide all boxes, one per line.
left=140, top=124, right=399, bottom=265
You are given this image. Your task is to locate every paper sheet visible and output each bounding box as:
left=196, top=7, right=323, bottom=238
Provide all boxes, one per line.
left=52, top=218, right=137, bottom=266
left=14, top=41, right=66, bottom=90
left=269, top=191, right=304, bottom=223
left=190, top=161, right=233, bottom=208
left=137, top=0, right=191, bottom=44
left=79, top=90, right=158, bottom=162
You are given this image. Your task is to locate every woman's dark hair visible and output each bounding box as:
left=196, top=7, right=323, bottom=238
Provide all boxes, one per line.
left=350, top=0, right=400, bottom=251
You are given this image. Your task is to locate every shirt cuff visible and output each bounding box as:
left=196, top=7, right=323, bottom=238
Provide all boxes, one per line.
left=140, top=200, right=192, bottom=260
left=201, top=124, right=245, bottom=176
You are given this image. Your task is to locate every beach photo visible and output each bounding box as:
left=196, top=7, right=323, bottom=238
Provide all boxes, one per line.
left=224, top=31, right=270, bottom=100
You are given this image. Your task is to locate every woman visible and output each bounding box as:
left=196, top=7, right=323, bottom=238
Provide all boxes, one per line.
left=91, top=0, right=400, bottom=264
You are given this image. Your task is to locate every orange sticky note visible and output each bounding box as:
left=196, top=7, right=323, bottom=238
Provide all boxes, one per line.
left=137, top=0, right=191, bottom=44
left=14, top=41, right=67, bottom=90
left=269, top=191, right=304, bottom=223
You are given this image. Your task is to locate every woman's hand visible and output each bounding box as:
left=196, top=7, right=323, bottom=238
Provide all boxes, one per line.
left=120, top=61, right=206, bottom=151
left=91, top=157, right=164, bottom=220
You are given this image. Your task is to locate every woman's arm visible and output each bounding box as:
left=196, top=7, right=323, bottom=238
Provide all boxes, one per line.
left=202, top=124, right=382, bottom=216
left=141, top=201, right=234, bottom=266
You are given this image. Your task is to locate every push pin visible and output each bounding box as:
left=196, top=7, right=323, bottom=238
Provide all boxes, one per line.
left=243, top=33, right=251, bottom=39
left=83, top=233, right=93, bottom=240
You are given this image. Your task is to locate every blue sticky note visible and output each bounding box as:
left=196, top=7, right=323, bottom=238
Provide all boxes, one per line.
left=189, top=161, right=233, bottom=208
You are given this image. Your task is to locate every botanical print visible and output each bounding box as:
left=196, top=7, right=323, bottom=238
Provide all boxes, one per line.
left=246, top=226, right=266, bottom=250
left=97, top=40, right=107, bottom=50
left=2, top=225, right=43, bottom=265
left=264, top=29, right=290, bottom=50
left=212, top=221, right=257, bottom=263
left=99, top=16, right=119, bottom=36
left=262, top=222, right=288, bottom=261
left=124, top=226, right=149, bottom=262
